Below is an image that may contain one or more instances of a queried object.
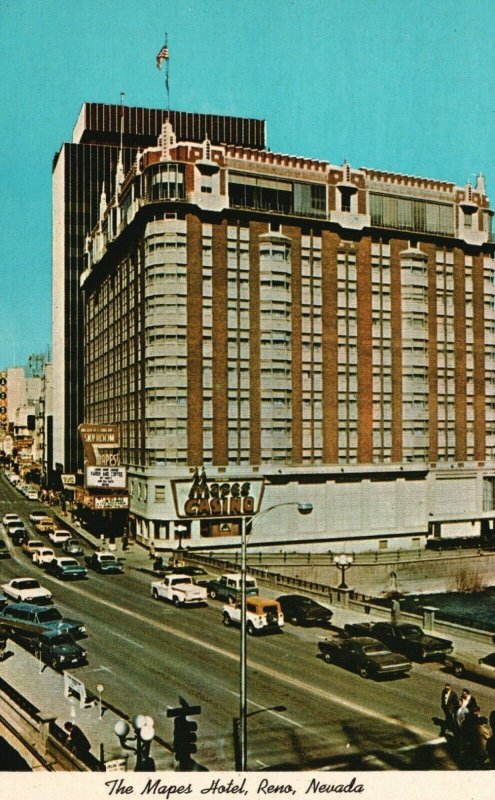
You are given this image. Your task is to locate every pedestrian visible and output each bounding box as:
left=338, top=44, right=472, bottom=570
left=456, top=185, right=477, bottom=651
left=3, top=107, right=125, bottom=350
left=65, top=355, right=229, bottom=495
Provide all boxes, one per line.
left=456, top=687, right=477, bottom=729
left=0, top=626, right=8, bottom=661
left=122, top=532, right=129, bottom=551
left=486, top=711, right=495, bottom=767
left=440, top=683, right=459, bottom=734
left=462, top=705, right=490, bottom=768
left=150, top=542, right=156, bottom=560
left=64, top=721, right=91, bottom=760
left=391, top=599, right=401, bottom=625
left=153, top=555, right=163, bottom=572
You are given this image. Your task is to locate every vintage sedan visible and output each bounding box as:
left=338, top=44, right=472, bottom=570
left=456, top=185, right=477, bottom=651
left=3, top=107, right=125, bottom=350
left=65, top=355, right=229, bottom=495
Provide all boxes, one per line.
left=345, top=621, right=453, bottom=662
left=277, top=594, right=333, bottom=626
left=318, top=636, right=412, bottom=679
left=444, top=651, right=495, bottom=686
left=45, top=557, right=88, bottom=580
left=62, top=538, right=84, bottom=556
left=48, top=529, right=72, bottom=547
left=2, top=513, right=21, bottom=527
left=21, top=539, right=45, bottom=558
left=0, top=539, right=11, bottom=559
left=1, top=577, right=52, bottom=604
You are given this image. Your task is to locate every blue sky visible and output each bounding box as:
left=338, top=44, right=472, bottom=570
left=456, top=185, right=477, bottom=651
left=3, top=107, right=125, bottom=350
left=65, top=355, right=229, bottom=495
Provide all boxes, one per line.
left=0, top=0, right=494, bottom=369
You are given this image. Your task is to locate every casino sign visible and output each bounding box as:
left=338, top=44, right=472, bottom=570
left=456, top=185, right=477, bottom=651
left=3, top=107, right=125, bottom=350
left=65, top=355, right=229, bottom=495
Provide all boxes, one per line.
left=172, top=469, right=264, bottom=519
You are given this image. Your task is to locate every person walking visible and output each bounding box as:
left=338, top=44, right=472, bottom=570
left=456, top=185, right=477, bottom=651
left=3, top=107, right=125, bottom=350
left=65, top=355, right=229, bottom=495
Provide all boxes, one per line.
left=440, top=683, right=459, bottom=734
left=462, top=705, right=490, bottom=768
left=64, top=721, right=92, bottom=761
left=456, top=687, right=477, bottom=728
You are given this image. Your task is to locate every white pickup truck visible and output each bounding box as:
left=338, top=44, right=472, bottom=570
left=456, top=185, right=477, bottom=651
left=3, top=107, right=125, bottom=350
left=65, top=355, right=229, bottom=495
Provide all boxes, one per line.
left=151, top=574, right=207, bottom=607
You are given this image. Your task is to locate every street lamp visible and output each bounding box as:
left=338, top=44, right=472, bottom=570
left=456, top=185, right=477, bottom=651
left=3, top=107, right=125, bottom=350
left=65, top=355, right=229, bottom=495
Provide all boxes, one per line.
left=114, top=714, right=156, bottom=771
left=334, top=554, right=353, bottom=589
left=97, top=683, right=104, bottom=720
left=239, top=500, right=313, bottom=771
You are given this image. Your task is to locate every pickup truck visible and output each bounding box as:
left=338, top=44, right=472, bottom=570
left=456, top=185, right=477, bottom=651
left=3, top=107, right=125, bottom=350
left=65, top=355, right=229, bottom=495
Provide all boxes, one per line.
left=345, top=621, right=453, bottom=662
left=84, top=551, right=123, bottom=574
left=200, top=573, right=258, bottom=603
left=151, top=574, right=207, bottom=607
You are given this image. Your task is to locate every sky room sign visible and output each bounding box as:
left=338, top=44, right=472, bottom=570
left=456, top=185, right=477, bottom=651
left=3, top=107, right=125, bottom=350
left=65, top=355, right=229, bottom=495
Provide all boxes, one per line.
left=172, top=469, right=264, bottom=519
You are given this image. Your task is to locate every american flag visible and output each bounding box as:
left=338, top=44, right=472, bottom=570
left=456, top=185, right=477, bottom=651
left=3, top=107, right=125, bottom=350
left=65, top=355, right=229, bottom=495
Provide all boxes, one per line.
left=156, top=45, right=169, bottom=70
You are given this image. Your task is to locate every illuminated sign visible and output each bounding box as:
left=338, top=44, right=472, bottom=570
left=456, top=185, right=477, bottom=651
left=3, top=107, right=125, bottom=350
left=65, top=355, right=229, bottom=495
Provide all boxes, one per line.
left=172, top=469, right=264, bottom=518
left=86, top=466, right=127, bottom=489
left=93, top=496, right=129, bottom=510
left=78, top=423, right=120, bottom=469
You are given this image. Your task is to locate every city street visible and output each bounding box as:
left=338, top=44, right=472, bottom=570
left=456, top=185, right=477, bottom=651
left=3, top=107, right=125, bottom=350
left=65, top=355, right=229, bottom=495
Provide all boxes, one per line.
left=2, top=476, right=495, bottom=771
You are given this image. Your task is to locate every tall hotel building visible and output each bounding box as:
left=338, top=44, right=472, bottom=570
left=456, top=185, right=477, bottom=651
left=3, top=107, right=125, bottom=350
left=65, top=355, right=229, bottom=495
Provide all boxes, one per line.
left=52, top=103, right=265, bottom=476
left=81, top=116, right=495, bottom=553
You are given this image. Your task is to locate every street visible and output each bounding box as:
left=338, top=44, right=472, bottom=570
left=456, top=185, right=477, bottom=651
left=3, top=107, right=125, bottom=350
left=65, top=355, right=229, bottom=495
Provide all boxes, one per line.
left=1, top=475, right=495, bottom=770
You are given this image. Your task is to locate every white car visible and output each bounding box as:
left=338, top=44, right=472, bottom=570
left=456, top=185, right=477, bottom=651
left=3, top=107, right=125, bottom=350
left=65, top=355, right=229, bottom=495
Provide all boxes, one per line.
left=26, top=489, right=39, bottom=501
left=1, top=577, right=52, bottom=604
left=2, top=513, right=21, bottom=527
left=29, top=510, right=49, bottom=524
left=48, top=529, right=72, bottom=547
left=32, top=547, right=56, bottom=566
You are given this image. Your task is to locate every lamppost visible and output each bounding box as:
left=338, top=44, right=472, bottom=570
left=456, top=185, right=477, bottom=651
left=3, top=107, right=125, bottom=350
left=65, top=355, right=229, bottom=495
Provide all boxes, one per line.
left=97, top=683, right=104, bottom=720
left=334, top=554, right=353, bottom=589
left=114, top=714, right=156, bottom=771
left=239, top=500, right=313, bottom=771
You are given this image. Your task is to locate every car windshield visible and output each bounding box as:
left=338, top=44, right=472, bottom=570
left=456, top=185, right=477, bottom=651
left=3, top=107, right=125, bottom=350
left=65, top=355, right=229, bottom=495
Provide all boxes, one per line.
left=245, top=580, right=256, bottom=588
left=171, top=577, right=192, bottom=585
left=16, top=580, right=40, bottom=589
left=400, top=625, right=423, bottom=639
left=60, top=559, right=78, bottom=566
left=36, top=608, right=62, bottom=622
left=363, top=644, right=391, bottom=656
left=100, top=555, right=116, bottom=562
left=47, top=634, right=74, bottom=646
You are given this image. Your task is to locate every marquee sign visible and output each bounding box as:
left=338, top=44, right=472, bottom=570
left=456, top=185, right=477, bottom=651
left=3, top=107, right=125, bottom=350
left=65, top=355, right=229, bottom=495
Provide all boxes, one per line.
left=172, top=469, right=264, bottom=519
left=86, top=466, right=127, bottom=489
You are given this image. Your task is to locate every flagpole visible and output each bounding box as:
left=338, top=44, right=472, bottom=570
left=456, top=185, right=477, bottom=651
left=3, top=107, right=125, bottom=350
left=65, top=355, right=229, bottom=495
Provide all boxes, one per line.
left=165, top=32, right=170, bottom=116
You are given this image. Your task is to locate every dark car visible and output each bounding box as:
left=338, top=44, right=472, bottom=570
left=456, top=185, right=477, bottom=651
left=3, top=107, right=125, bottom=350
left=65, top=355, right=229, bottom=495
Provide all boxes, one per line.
left=32, top=630, right=87, bottom=670
left=0, top=602, right=86, bottom=639
left=277, top=594, right=333, bottom=626
left=45, top=557, right=87, bottom=580
left=318, top=636, right=412, bottom=679
left=345, top=621, right=453, bottom=662
left=62, top=538, right=84, bottom=556
left=6, top=521, right=27, bottom=542
left=0, top=539, right=11, bottom=559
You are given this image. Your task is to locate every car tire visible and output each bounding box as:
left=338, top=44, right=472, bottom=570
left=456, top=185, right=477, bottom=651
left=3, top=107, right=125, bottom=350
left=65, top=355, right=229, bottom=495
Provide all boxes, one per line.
left=152, top=589, right=159, bottom=600
left=173, top=597, right=181, bottom=608
left=247, top=621, right=256, bottom=636
left=209, top=589, right=217, bottom=600
left=453, top=662, right=465, bottom=677
left=16, top=595, right=22, bottom=602
left=222, top=613, right=232, bottom=627
left=323, top=652, right=333, bottom=664
left=50, top=657, right=58, bottom=670
left=358, top=666, right=369, bottom=678
left=290, top=615, right=299, bottom=626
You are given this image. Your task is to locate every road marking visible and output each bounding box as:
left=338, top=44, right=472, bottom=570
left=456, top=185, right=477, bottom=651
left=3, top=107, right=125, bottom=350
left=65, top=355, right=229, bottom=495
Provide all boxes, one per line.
left=256, top=759, right=268, bottom=767
left=86, top=666, right=113, bottom=674
left=59, top=581, right=435, bottom=744
left=398, top=736, right=445, bottom=752
left=106, top=630, right=145, bottom=649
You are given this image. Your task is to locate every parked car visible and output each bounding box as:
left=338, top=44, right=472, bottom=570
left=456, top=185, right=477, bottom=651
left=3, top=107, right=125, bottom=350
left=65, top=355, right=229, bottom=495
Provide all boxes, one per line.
left=10, top=527, right=28, bottom=546
left=29, top=510, right=49, bottom=524
left=2, top=513, right=20, bottom=527
left=21, top=539, right=45, bottom=558
left=0, top=602, right=86, bottom=638
left=32, top=547, right=56, bottom=566
left=200, top=573, right=259, bottom=602
left=444, top=651, right=495, bottom=685
left=45, top=557, right=88, bottom=580
left=32, top=630, right=87, bottom=670
left=344, top=621, right=453, bottom=662
left=34, top=517, right=55, bottom=535
left=62, top=538, right=84, bottom=556
left=48, top=529, right=72, bottom=547
left=26, top=489, right=39, bottom=501
left=277, top=594, right=333, bottom=626
left=6, top=520, right=27, bottom=540
left=0, top=539, right=11, bottom=559
left=84, top=551, right=123, bottom=574
left=0, top=593, right=7, bottom=610
left=1, top=578, right=52, bottom=604
left=222, top=597, right=284, bottom=635
left=318, top=636, right=412, bottom=679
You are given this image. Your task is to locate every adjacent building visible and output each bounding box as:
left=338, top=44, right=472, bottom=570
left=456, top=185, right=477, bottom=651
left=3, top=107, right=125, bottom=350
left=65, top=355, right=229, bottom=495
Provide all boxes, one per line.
left=80, top=116, right=495, bottom=552
left=52, top=102, right=266, bottom=480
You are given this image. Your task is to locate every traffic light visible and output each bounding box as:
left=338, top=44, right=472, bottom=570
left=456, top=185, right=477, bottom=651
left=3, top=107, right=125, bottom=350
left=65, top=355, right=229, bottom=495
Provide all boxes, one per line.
left=173, top=716, right=198, bottom=766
